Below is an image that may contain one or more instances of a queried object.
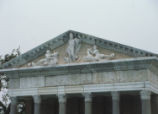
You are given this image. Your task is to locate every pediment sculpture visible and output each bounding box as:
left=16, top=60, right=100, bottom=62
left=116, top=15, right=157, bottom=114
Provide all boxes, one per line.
left=28, top=50, right=59, bottom=67
left=64, top=33, right=81, bottom=63
left=84, top=45, right=115, bottom=62
left=0, top=74, right=11, bottom=114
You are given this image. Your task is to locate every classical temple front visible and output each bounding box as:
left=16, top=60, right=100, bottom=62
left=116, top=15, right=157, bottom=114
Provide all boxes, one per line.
left=0, top=30, right=158, bottom=114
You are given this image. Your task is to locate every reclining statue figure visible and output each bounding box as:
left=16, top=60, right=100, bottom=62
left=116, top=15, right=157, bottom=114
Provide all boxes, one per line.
left=84, top=45, right=115, bottom=62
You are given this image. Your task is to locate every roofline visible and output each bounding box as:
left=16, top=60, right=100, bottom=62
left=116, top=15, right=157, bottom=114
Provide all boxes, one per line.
left=70, top=30, right=158, bottom=57
left=1, top=30, right=158, bottom=69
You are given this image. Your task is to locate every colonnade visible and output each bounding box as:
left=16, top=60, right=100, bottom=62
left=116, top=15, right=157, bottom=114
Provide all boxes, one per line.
left=10, top=90, right=151, bottom=114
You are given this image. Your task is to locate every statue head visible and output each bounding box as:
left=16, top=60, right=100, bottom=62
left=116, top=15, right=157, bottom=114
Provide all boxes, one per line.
left=69, top=33, right=74, bottom=40
left=0, top=74, right=9, bottom=89
left=0, top=106, right=4, bottom=114
left=17, top=102, right=25, bottom=113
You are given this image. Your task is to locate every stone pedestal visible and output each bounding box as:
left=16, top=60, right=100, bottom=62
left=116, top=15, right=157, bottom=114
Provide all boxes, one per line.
left=58, top=94, right=66, bottom=114
left=84, top=93, right=92, bottom=114
left=140, top=91, right=151, bottom=114
left=10, top=97, right=17, bottom=114
left=111, top=91, right=120, bottom=114
left=33, top=95, right=41, bottom=114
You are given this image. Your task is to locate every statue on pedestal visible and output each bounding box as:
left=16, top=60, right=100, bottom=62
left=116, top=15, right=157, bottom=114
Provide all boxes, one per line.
left=0, top=74, right=11, bottom=114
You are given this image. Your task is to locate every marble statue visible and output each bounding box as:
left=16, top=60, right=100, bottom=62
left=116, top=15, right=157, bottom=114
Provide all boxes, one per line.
left=28, top=50, right=59, bottom=67
left=0, top=74, right=11, bottom=114
left=84, top=45, right=115, bottom=62
left=64, top=33, right=81, bottom=63
left=17, top=102, right=25, bottom=114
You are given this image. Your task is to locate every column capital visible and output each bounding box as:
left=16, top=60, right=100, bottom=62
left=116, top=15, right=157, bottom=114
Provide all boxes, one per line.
left=83, top=92, right=92, bottom=102
left=11, top=97, right=18, bottom=104
left=140, top=90, right=151, bottom=100
left=58, top=94, right=66, bottom=103
left=33, top=95, right=41, bottom=104
left=111, top=91, right=120, bottom=100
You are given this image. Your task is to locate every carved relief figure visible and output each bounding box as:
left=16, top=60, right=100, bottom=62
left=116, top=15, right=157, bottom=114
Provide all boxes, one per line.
left=84, top=45, right=115, bottom=62
left=0, top=74, right=11, bottom=114
left=17, top=102, right=25, bottom=114
left=64, top=33, right=81, bottom=63
left=28, top=50, right=59, bottom=67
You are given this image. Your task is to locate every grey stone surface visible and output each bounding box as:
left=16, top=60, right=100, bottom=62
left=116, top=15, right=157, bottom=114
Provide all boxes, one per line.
left=45, top=70, right=147, bottom=87
left=1, top=57, right=156, bottom=78
left=111, top=92, right=120, bottom=114
left=8, top=78, right=20, bottom=89
left=20, top=76, right=45, bottom=88
left=33, top=95, right=41, bottom=114
left=84, top=93, right=92, bottom=114
left=58, top=94, right=66, bottom=114
left=46, top=73, right=92, bottom=86
left=140, top=91, right=151, bottom=114
left=10, top=97, right=17, bottom=114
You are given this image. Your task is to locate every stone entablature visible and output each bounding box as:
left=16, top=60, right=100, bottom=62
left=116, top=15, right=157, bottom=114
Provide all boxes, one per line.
left=0, top=57, right=158, bottom=97
left=1, top=57, right=156, bottom=78
left=7, top=69, right=148, bottom=89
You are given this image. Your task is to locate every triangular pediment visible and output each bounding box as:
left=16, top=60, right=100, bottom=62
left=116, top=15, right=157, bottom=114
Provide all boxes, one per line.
left=1, top=30, right=157, bottom=68
left=22, top=42, right=132, bottom=68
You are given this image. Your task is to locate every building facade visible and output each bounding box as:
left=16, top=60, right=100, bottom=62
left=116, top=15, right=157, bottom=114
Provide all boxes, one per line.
left=0, top=30, right=158, bottom=114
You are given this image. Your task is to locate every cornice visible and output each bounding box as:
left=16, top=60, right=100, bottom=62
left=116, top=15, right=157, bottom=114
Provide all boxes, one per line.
left=0, top=57, right=157, bottom=78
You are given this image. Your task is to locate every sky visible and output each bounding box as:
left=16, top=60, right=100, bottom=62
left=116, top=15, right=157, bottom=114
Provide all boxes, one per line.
left=0, top=0, right=158, bottom=56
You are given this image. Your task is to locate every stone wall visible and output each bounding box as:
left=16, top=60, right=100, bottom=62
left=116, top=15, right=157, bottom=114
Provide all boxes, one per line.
left=8, top=69, right=148, bottom=89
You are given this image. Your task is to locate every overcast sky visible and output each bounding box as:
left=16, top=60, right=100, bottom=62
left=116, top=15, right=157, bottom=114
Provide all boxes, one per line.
left=0, top=0, right=158, bottom=56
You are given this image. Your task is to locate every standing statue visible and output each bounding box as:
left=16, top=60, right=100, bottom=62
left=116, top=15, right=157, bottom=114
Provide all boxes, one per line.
left=0, top=74, right=11, bottom=114
left=64, top=33, right=81, bottom=63
left=17, top=102, right=25, bottom=114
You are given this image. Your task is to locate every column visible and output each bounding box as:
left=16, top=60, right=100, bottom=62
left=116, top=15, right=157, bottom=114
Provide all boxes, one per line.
left=140, top=90, right=151, bottom=114
left=10, top=97, right=17, bottom=114
left=58, top=94, right=66, bottom=114
left=84, top=93, right=92, bottom=114
left=33, top=95, right=41, bottom=114
left=111, top=91, right=120, bottom=114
